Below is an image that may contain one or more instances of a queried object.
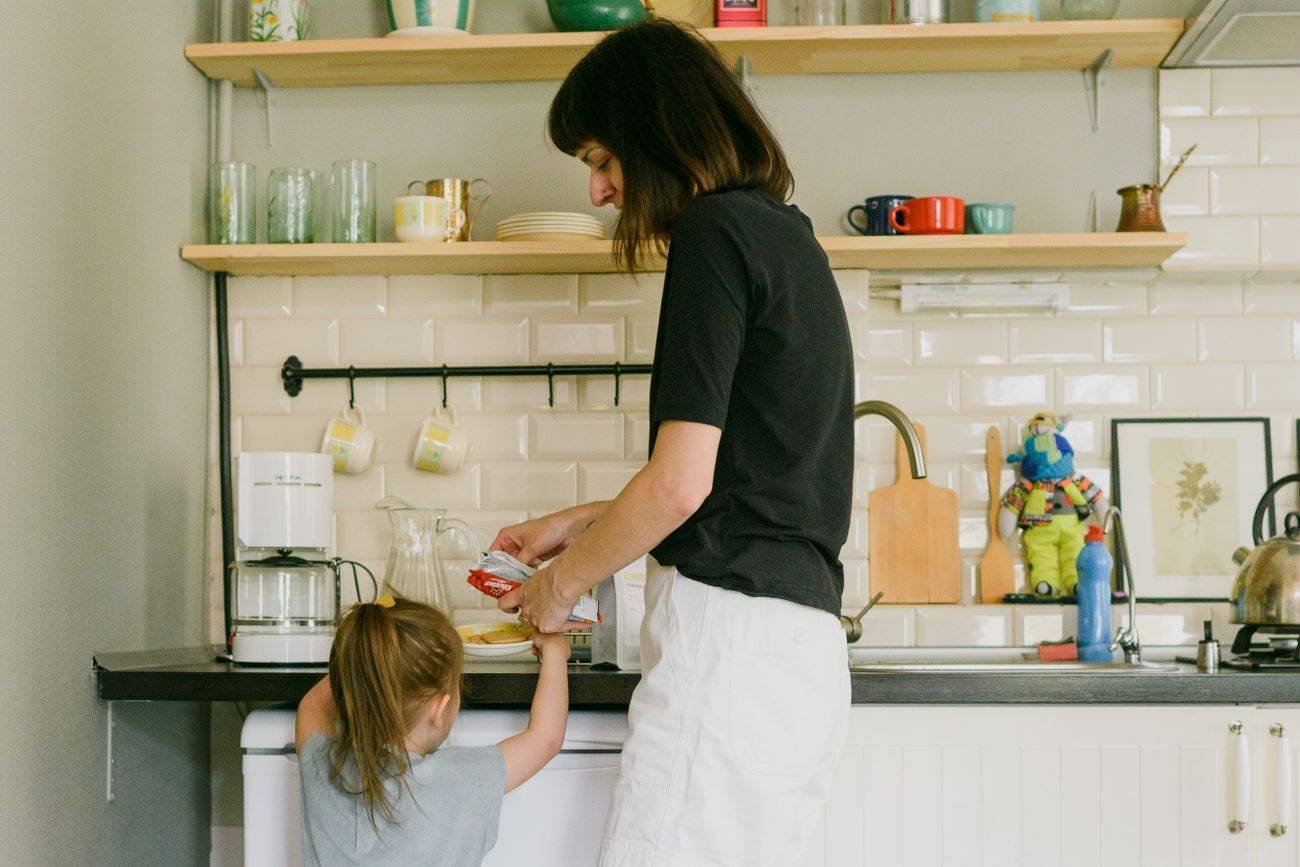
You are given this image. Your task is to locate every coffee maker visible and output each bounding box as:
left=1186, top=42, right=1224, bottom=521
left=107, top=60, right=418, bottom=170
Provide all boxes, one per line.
left=230, top=452, right=341, bottom=665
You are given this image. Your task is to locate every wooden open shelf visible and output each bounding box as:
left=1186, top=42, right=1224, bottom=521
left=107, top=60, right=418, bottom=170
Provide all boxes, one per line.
left=181, top=233, right=1187, bottom=275
left=185, top=20, right=1184, bottom=87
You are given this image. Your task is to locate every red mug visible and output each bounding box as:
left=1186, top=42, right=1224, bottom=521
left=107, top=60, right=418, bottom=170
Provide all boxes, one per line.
left=888, top=196, right=966, bottom=235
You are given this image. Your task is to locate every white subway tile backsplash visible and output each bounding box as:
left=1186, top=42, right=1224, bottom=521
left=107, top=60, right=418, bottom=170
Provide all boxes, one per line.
left=851, top=604, right=912, bottom=647
left=339, top=318, right=434, bottom=364
left=842, top=509, right=869, bottom=558
left=1212, top=68, right=1300, bottom=117
left=481, top=462, right=578, bottom=510
left=1009, top=320, right=1101, bottom=365
left=1104, top=318, right=1197, bottom=363
left=961, top=369, right=1051, bottom=410
left=289, top=373, right=386, bottom=416
left=1210, top=167, right=1300, bottom=216
left=1261, top=218, right=1300, bottom=267
left=869, top=370, right=960, bottom=414
left=914, top=415, right=1004, bottom=460
left=1262, top=118, right=1300, bottom=166
left=1061, top=414, right=1104, bottom=457
left=916, top=321, right=1007, bottom=366
left=331, top=467, right=386, bottom=511
left=1159, top=69, right=1211, bottom=118
left=1160, top=118, right=1258, bottom=166
left=1152, top=364, right=1245, bottom=410
left=868, top=321, right=912, bottom=366
left=1063, top=284, right=1148, bottom=317
left=1159, top=167, right=1209, bottom=217
left=384, top=377, right=480, bottom=414
left=1014, top=609, right=1067, bottom=646
left=1247, top=364, right=1300, bottom=409
left=1161, top=217, right=1260, bottom=270
left=483, top=274, right=579, bottom=314
left=461, top=414, right=529, bottom=461
left=229, top=276, right=292, bottom=317
left=578, top=463, right=640, bottom=502
left=365, top=412, right=425, bottom=463
left=244, top=317, right=338, bottom=365
left=579, top=376, right=650, bottom=411
left=231, top=366, right=292, bottom=414
left=626, top=414, right=651, bottom=460
left=533, top=318, right=623, bottom=362
left=434, top=318, right=529, bottom=364
left=625, top=318, right=656, bottom=363
left=1057, top=366, right=1147, bottom=409
left=386, top=275, right=482, bottom=315
left=293, top=276, right=387, bottom=316
left=241, top=413, right=331, bottom=453
left=482, top=377, right=574, bottom=412
left=914, top=606, right=1011, bottom=646
left=960, top=463, right=1016, bottom=510
left=1245, top=280, right=1300, bottom=314
left=383, top=462, right=481, bottom=510
left=1199, top=317, right=1293, bottom=362
left=335, top=509, right=392, bottom=561
left=579, top=273, right=662, bottom=312
left=841, top=559, right=870, bottom=609
left=1149, top=278, right=1244, bottom=315
left=531, top=412, right=624, bottom=460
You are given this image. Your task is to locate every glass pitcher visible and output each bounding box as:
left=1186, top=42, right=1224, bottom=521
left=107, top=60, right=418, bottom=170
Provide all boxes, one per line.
left=376, top=496, right=481, bottom=614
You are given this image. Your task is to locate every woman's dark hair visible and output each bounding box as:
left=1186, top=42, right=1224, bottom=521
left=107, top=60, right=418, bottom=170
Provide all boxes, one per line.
left=548, top=18, right=793, bottom=272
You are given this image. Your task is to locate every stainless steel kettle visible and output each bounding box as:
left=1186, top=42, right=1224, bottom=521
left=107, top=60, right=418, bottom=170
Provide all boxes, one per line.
left=1230, top=473, right=1300, bottom=626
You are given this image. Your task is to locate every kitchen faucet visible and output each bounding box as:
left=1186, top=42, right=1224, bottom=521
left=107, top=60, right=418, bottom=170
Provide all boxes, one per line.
left=1102, top=506, right=1142, bottom=664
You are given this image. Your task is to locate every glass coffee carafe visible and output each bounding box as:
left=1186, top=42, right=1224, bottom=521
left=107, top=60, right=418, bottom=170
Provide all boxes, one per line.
left=376, top=496, right=480, bottom=614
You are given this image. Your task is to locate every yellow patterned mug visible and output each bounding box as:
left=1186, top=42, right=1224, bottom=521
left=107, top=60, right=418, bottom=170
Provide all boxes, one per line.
left=394, top=195, right=467, bottom=243
left=413, top=405, right=469, bottom=474
left=321, top=405, right=376, bottom=474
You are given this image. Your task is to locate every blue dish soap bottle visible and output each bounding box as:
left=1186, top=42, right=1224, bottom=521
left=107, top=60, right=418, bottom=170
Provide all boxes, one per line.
left=1076, top=523, right=1114, bottom=662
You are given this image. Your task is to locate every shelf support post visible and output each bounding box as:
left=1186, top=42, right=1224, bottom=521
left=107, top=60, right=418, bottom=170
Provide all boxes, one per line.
left=252, top=68, right=279, bottom=148
left=1083, top=49, right=1113, bottom=134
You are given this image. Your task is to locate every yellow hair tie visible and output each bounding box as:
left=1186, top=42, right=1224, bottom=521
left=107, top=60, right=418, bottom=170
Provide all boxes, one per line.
left=375, top=593, right=396, bottom=608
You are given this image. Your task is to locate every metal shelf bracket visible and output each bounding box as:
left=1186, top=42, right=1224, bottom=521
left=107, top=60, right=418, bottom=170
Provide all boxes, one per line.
left=252, top=68, right=279, bottom=148
left=1083, top=49, right=1113, bottom=134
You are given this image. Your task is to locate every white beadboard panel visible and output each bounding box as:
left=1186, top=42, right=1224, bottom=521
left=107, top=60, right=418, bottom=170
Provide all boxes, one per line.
left=1154, top=363, right=1242, bottom=410
left=579, top=375, right=650, bottom=410
left=626, top=414, right=651, bottom=460
left=241, top=412, right=331, bottom=452
left=1162, top=216, right=1260, bottom=270
left=434, top=318, right=529, bottom=364
left=868, top=320, right=912, bottom=366
left=913, top=606, right=1011, bottom=646
left=231, top=366, right=292, bottom=414
left=902, top=747, right=943, bottom=867
left=1009, top=319, right=1102, bottom=365
left=1199, top=316, right=1293, bottom=362
left=1100, top=746, right=1141, bottom=865
left=1261, top=117, right=1300, bottom=165
left=386, top=274, right=482, bottom=315
left=384, top=376, right=481, bottom=414
left=1063, top=283, right=1148, bottom=317
left=331, top=466, right=386, bottom=510
left=1159, top=166, right=1210, bottom=217
left=531, top=412, right=624, bottom=460
left=863, top=746, right=904, bottom=864
left=228, top=276, right=292, bottom=317
left=481, top=376, right=574, bottom=412
left=577, top=462, right=639, bottom=502
left=1261, top=217, right=1300, bottom=267
left=363, top=411, right=425, bottom=463
left=334, top=508, right=392, bottom=560
left=1160, top=118, right=1259, bottom=166
left=1247, top=363, right=1300, bottom=409
left=625, top=318, right=656, bottom=363
left=1060, top=746, right=1101, bottom=867
left=383, top=461, right=481, bottom=510
left=1104, top=317, right=1198, bottom=363
left=851, top=605, right=913, bottom=646
left=460, top=413, right=529, bottom=461
left=483, top=274, right=579, bottom=314
left=1159, top=69, right=1211, bottom=118
left=1138, top=746, right=1181, bottom=867
left=1149, top=278, right=1245, bottom=315
left=915, top=320, right=1008, bottom=366
left=960, top=369, right=1051, bottom=411
left=1019, top=746, right=1061, bottom=867
left=941, top=746, right=981, bottom=867
left=533, top=317, right=624, bottom=362
left=578, top=272, right=663, bottom=312
left=339, top=317, right=434, bottom=364
left=1057, top=366, right=1148, bottom=409
left=481, top=461, right=578, bottom=510
left=1210, top=167, right=1300, bottom=216
left=1212, top=68, right=1300, bottom=117
left=869, top=369, right=960, bottom=414
left=293, top=276, right=387, bottom=316
left=244, top=317, right=338, bottom=366
left=1245, top=279, right=1300, bottom=314
left=981, top=745, right=1020, bottom=867
left=913, top=415, right=1005, bottom=460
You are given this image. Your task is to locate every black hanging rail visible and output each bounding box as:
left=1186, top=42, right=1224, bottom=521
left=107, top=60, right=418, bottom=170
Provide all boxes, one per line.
left=282, top=355, right=653, bottom=407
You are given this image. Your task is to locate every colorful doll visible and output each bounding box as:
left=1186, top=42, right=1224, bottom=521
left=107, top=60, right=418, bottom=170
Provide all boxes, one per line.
left=998, top=411, right=1109, bottom=596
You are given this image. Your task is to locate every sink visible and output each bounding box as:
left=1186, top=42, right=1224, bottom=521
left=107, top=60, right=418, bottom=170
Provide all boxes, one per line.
left=847, top=647, right=1180, bottom=674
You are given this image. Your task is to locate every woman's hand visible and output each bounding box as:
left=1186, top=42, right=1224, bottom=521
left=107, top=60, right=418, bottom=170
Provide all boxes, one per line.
left=489, top=509, right=589, bottom=566
left=498, top=566, right=586, bottom=634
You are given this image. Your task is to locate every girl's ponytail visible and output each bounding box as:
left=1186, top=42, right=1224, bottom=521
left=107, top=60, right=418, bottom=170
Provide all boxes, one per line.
left=328, top=597, right=462, bottom=828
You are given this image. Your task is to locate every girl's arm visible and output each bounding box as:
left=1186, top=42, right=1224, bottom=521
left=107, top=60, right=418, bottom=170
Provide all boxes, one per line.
left=499, top=420, right=719, bottom=633
left=296, top=676, right=335, bottom=754
left=496, top=633, right=571, bottom=792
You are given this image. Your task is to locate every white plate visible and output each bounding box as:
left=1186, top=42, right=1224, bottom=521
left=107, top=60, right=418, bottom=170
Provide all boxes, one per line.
left=498, top=218, right=604, bottom=228
left=458, top=622, right=535, bottom=657
left=385, top=26, right=471, bottom=37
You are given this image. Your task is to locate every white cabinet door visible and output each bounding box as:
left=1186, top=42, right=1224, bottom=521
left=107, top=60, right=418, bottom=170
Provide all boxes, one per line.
left=802, top=706, right=1256, bottom=867
left=1254, top=708, right=1300, bottom=867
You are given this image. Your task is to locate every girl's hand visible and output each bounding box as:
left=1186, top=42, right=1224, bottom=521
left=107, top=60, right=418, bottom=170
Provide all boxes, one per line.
left=531, top=631, right=572, bottom=662
left=489, top=512, right=584, bottom=567
left=498, top=567, right=587, bottom=634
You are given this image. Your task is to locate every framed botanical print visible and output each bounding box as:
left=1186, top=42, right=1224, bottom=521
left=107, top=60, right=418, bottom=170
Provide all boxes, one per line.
left=1111, top=417, right=1273, bottom=601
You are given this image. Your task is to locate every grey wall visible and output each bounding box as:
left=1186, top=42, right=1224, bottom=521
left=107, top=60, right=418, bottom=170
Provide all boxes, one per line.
left=0, top=1, right=213, bottom=864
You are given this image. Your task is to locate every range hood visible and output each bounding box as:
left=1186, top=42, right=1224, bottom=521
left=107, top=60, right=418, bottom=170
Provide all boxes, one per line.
left=1163, top=0, right=1300, bottom=67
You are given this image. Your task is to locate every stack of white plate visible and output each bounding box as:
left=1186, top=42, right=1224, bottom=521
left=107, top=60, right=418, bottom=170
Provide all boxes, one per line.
left=496, top=212, right=607, bottom=242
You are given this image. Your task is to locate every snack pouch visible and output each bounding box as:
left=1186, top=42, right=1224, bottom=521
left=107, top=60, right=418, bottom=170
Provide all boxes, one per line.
left=467, top=551, right=598, bottom=623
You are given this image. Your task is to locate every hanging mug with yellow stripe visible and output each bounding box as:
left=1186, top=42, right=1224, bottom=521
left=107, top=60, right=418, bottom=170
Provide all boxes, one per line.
left=385, top=0, right=477, bottom=35
left=413, top=405, right=470, bottom=474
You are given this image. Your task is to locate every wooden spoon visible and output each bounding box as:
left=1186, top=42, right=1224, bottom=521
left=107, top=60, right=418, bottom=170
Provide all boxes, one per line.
left=978, top=425, right=1016, bottom=604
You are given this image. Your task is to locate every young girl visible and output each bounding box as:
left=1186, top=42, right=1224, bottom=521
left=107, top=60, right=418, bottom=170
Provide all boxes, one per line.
left=295, top=596, right=570, bottom=866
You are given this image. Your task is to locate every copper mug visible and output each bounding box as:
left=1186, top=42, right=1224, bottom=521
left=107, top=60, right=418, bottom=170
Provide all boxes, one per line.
left=407, top=177, right=491, bottom=242
left=1116, top=184, right=1166, bottom=232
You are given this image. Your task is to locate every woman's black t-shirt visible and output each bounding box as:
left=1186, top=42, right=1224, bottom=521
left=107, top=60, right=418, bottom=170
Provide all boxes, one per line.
left=648, top=189, right=854, bottom=617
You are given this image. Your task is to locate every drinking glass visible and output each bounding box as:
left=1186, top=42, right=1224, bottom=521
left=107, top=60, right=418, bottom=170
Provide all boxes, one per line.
left=209, top=162, right=256, bottom=244
left=331, top=159, right=377, bottom=243
left=267, top=167, right=322, bottom=244
left=797, top=0, right=844, bottom=25
left=1061, top=0, right=1118, bottom=19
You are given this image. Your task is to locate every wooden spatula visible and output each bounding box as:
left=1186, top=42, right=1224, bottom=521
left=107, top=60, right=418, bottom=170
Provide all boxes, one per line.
left=978, top=425, right=1016, bottom=603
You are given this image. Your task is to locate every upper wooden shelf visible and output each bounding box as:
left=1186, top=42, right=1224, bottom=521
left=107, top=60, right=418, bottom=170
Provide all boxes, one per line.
left=185, top=20, right=1184, bottom=87
left=181, top=233, right=1187, bottom=275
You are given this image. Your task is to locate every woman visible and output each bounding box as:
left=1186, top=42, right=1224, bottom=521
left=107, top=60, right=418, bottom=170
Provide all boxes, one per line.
left=490, top=19, right=854, bottom=866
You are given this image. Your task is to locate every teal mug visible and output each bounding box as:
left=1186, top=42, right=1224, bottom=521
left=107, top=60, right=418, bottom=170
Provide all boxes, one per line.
left=965, top=202, right=1015, bottom=234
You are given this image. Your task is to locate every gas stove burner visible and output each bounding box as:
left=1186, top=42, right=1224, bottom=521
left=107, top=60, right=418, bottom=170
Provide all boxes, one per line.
left=1270, top=636, right=1300, bottom=653
left=1223, top=624, right=1300, bottom=669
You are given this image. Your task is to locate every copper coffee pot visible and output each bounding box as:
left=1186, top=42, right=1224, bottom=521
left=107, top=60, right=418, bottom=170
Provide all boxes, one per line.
left=1116, top=144, right=1196, bottom=233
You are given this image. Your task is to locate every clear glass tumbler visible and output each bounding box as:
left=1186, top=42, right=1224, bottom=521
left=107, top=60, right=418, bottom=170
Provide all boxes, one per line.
left=267, top=167, right=322, bottom=244
left=209, top=162, right=256, bottom=244
left=798, top=0, right=844, bottom=25
left=331, top=159, right=377, bottom=243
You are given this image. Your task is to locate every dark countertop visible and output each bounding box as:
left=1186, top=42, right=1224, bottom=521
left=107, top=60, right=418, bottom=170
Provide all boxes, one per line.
left=95, top=646, right=1300, bottom=706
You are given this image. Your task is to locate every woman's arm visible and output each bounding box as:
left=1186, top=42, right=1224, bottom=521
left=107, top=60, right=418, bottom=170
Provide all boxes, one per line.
left=296, top=676, right=335, bottom=754
left=500, top=420, right=720, bottom=632
left=496, top=633, right=571, bottom=792
left=489, top=500, right=613, bottom=566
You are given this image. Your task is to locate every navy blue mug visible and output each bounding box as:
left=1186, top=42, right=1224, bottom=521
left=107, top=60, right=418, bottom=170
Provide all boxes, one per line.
left=848, top=195, right=914, bottom=236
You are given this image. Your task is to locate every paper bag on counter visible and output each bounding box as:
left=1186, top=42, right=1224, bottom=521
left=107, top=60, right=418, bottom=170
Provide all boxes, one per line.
left=592, top=557, right=647, bottom=671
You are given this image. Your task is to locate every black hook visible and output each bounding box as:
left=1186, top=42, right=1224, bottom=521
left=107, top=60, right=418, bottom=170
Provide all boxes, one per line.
left=613, top=362, right=622, bottom=408
left=440, top=365, right=449, bottom=409
left=347, top=366, right=356, bottom=409
left=546, top=363, right=555, bottom=408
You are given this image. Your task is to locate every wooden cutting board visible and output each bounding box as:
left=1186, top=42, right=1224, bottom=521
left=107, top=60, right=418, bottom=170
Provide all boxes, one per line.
left=978, top=425, right=1017, bottom=603
left=868, top=423, right=960, bottom=604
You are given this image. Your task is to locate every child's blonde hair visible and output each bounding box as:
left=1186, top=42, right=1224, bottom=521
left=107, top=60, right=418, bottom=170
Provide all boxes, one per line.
left=327, top=597, right=463, bottom=828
